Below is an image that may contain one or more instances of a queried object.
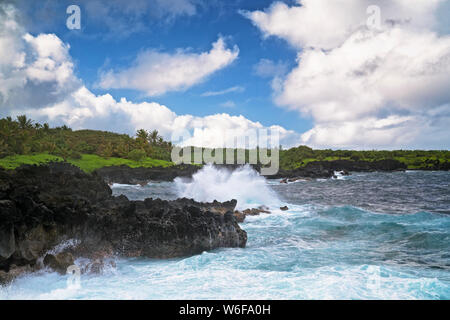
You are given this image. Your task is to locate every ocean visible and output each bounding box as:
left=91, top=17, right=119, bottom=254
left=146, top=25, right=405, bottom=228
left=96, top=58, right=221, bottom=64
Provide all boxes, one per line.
left=1, top=165, right=449, bottom=299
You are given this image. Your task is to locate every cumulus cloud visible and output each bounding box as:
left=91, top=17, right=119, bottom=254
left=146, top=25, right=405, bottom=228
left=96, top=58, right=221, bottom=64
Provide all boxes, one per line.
left=23, top=87, right=300, bottom=148
left=245, top=0, right=450, bottom=149
left=0, top=3, right=299, bottom=149
left=98, top=37, right=239, bottom=96
left=0, top=4, right=80, bottom=110
left=173, top=113, right=300, bottom=148
left=243, top=0, right=443, bottom=49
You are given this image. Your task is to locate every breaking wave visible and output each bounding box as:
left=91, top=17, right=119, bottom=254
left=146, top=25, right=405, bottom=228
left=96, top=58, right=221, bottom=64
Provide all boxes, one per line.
left=174, top=164, right=279, bottom=210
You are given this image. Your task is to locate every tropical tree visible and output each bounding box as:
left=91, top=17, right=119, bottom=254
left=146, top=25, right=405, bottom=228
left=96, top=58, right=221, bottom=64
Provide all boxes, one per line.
left=136, top=129, right=149, bottom=141
left=17, top=115, right=33, bottom=129
left=149, top=130, right=159, bottom=144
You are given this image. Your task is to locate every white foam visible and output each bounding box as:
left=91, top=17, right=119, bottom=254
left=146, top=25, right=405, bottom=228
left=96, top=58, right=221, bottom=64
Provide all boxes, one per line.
left=110, top=183, right=143, bottom=188
left=333, top=171, right=348, bottom=180
left=174, top=164, right=280, bottom=210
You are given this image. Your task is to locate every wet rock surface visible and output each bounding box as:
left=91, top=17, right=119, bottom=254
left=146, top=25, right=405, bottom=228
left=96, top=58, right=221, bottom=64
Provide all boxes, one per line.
left=43, top=252, right=75, bottom=275
left=233, top=206, right=272, bottom=222
left=0, top=163, right=247, bottom=284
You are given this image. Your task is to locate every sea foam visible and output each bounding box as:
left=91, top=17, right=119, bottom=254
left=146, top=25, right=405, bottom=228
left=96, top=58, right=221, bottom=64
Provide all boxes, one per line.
left=174, top=164, right=279, bottom=210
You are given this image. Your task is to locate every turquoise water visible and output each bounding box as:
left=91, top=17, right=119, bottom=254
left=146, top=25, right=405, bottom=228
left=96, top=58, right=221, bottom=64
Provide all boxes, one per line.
left=1, top=167, right=449, bottom=299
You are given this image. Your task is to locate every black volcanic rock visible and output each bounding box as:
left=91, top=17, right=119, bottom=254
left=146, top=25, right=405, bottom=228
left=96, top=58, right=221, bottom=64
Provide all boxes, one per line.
left=43, top=252, right=75, bottom=275
left=0, top=163, right=246, bottom=284
left=232, top=206, right=272, bottom=223
left=271, top=159, right=407, bottom=179
left=314, top=159, right=407, bottom=172
left=94, top=164, right=267, bottom=184
left=94, top=164, right=201, bottom=184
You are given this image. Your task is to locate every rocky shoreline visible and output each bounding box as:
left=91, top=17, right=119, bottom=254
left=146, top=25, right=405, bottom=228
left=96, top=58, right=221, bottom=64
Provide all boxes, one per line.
left=94, top=159, right=410, bottom=185
left=271, top=159, right=408, bottom=180
left=95, top=164, right=200, bottom=185
left=0, top=159, right=445, bottom=284
left=0, top=163, right=246, bottom=285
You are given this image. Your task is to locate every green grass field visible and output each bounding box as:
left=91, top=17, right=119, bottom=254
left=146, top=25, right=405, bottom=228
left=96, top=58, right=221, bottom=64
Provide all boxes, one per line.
left=0, top=153, right=174, bottom=172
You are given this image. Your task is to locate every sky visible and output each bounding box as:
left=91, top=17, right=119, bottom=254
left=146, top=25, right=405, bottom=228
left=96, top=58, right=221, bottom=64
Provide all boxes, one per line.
left=0, top=0, right=449, bottom=149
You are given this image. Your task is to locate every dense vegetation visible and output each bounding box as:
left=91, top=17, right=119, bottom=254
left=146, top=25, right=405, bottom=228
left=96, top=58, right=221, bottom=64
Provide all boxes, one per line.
left=279, top=145, right=450, bottom=170
left=0, top=116, right=449, bottom=171
left=0, top=116, right=173, bottom=171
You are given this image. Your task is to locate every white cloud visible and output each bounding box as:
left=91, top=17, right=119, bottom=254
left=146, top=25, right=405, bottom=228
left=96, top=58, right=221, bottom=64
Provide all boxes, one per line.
left=0, top=4, right=80, bottom=109
left=0, top=3, right=299, bottom=149
left=172, top=113, right=300, bottom=148
left=245, top=0, right=450, bottom=149
left=201, top=86, right=245, bottom=97
left=99, top=37, right=239, bottom=96
left=244, top=0, right=444, bottom=50
left=23, top=33, right=75, bottom=88
left=23, top=87, right=300, bottom=148
left=278, top=28, right=450, bottom=121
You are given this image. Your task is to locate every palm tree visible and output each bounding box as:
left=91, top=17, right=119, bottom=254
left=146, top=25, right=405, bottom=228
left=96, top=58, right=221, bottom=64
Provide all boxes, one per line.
left=17, top=115, right=33, bottom=129
left=149, top=130, right=159, bottom=144
left=136, top=129, right=149, bottom=142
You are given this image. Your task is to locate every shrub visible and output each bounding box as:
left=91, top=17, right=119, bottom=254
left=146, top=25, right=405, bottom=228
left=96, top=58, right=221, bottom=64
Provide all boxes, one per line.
left=128, top=149, right=146, bottom=162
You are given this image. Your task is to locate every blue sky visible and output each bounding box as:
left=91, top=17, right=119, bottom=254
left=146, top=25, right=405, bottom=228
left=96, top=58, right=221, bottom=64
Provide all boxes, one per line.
left=15, top=0, right=310, bottom=133
left=1, top=0, right=449, bottom=149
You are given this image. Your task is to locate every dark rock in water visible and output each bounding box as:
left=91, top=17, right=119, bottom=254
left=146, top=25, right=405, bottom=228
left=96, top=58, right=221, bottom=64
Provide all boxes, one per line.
left=43, top=252, right=74, bottom=275
left=243, top=207, right=271, bottom=216
left=272, top=166, right=334, bottom=180
left=79, top=258, right=115, bottom=274
left=271, top=159, right=407, bottom=180
left=233, top=211, right=246, bottom=223
left=233, top=206, right=272, bottom=222
left=94, top=164, right=200, bottom=184
left=0, top=264, right=33, bottom=285
left=0, top=162, right=247, bottom=283
left=280, top=206, right=289, bottom=211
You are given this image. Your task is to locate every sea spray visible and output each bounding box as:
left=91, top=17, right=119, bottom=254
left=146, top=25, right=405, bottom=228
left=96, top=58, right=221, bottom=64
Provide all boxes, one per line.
left=174, top=164, right=279, bottom=210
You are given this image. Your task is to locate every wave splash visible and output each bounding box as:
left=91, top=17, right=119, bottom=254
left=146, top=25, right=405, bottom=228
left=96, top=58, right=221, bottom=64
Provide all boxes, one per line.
left=174, top=164, right=279, bottom=210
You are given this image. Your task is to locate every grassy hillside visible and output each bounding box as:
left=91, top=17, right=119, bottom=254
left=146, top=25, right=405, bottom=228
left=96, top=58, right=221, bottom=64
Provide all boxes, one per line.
left=0, top=153, right=174, bottom=172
